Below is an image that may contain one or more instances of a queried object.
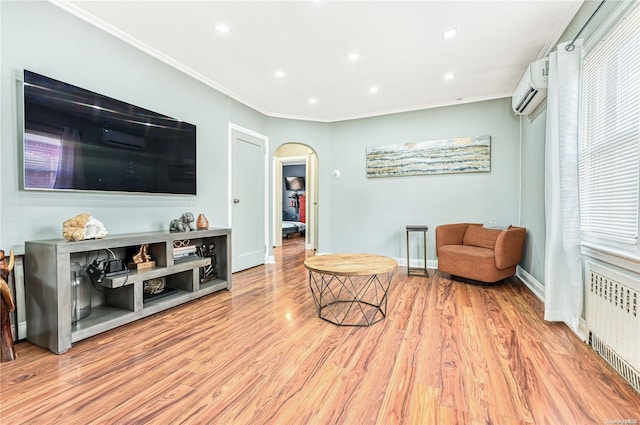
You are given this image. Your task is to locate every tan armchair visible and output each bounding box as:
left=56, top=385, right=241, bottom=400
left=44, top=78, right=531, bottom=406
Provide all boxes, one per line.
left=435, top=223, right=526, bottom=284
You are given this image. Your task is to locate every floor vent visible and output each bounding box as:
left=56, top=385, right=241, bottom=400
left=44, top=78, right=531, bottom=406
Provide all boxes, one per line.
left=589, top=332, right=640, bottom=393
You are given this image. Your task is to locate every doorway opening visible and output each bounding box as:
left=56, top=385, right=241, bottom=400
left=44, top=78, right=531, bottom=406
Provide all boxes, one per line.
left=273, top=143, right=318, bottom=251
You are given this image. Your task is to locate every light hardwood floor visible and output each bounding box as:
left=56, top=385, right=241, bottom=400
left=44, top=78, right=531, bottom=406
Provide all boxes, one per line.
left=1, top=237, right=639, bottom=424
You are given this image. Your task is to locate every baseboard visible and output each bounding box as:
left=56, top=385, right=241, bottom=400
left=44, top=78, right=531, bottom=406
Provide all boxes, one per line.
left=578, top=318, right=588, bottom=342
left=313, top=255, right=438, bottom=271
left=17, top=321, right=27, bottom=341
left=516, top=266, right=544, bottom=301
left=516, top=267, right=589, bottom=340
left=395, top=257, right=438, bottom=271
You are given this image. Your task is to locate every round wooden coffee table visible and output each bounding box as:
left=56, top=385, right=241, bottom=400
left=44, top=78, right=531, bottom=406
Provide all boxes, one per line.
left=304, top=253, right=398, bottom=326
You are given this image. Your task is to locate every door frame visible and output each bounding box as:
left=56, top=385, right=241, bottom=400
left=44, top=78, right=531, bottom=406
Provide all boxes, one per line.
left=227, top=122, right=271, bottom=266
left=274, top=155, right=308, bottom=248
left=273, top=150, right=317, bottom=250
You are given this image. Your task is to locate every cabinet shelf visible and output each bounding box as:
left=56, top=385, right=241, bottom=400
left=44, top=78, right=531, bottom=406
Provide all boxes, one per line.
left=72, top=305, right=136, bottom=342
left=25, top=228, right=231, bottom=354
left=200, top=278, right=229, bottom=293
left=142, top=288, right=190, bottom=311
left=100, top=257, right=212, bottom=288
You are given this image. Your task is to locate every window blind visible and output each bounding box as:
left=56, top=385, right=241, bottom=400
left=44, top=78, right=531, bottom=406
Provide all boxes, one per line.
left=580, top=4, right=640, bottom=246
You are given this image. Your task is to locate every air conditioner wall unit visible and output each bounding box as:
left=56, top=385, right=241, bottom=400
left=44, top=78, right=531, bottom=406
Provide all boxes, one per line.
left=512, top=58, right=549, bottom=115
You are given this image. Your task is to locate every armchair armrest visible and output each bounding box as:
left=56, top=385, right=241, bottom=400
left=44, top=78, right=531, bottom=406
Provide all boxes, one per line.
left=494, top=227, right=526, bottom=269
left=436, top=223, right=469, bottom=256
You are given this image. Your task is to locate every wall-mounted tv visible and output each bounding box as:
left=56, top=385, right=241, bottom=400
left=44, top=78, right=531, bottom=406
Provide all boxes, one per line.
left=285, top=176, right=305, bottom=191
left=22, top=70, right=197, bottom=195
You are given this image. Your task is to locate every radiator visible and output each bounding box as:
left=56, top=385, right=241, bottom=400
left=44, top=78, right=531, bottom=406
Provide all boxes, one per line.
left=586, top=260, right=640, bottom=393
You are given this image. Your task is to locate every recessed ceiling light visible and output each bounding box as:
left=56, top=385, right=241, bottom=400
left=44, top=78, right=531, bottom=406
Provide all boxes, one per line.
left=442, top=27, right=457, bottom=39
left=369, top=86, right=379, bottom=94
left=346, top=52, right=360, bottom=62
left=215, top=23, right=231, bottom=34
left=308, top=97, right=317, bottom=104
left=443, top=72, right=455, bottom=81
left=274, top=70, right=286, bottom=78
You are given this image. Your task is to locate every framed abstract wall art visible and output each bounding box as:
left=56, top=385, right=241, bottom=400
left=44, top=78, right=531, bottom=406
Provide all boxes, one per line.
left=366, top=135, right=491, bottom=178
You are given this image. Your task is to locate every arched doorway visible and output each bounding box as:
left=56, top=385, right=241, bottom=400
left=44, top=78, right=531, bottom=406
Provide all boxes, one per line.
left=273, top=143, right=318, bottom=251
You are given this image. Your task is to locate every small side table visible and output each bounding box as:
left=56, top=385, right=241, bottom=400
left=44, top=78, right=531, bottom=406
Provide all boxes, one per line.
left=406, top=225, right=429, bottom=277
left=304, top=254, right=398, bottom=326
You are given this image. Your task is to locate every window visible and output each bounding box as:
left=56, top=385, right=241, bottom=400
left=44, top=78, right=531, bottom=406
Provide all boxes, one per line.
left=580, top=4, right=640, bottom=254
left=24, top=130, right=62, bottom=189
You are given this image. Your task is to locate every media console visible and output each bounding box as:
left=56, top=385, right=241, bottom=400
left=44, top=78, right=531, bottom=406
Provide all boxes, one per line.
left=24, top=228, right=231, bottom=354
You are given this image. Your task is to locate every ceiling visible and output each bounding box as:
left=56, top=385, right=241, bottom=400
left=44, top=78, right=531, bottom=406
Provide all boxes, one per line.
left=57, top=1, right=584, bottom=122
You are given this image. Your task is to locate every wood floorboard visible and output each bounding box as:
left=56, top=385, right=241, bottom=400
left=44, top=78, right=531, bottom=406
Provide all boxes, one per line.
left=1, top=237, right=639, bottom=424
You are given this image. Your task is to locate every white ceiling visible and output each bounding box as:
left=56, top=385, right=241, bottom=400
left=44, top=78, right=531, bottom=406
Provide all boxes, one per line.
left=57, top=1, right=583, bottom=122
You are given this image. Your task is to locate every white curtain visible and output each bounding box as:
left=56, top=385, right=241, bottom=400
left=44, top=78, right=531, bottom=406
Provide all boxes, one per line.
left=544, top=40, right=583, bottom=332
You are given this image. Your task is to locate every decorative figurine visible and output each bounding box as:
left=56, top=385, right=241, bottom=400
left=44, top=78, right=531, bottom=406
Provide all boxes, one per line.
left=0, top=250, right=17, bottom=362
left=170, top=212, right=196, bottom=232
left=196, top=214, right=209, bottom=230
left=62, top=213, right=108, bottom=241
left=129, top=244, right=155, bottom=270
left=133, top=244, right=151, bottom=263
left=197, top=243, right=218, bottom=283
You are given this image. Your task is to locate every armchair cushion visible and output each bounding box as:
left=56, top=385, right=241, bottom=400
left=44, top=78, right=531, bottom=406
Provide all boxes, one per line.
left=438, top=245, right=510, bottom=283
left=462, top=225, right=501, bottom=249
left=495, top=227, right=527, bottom=269
left=435, top=223, right=468, bottom=256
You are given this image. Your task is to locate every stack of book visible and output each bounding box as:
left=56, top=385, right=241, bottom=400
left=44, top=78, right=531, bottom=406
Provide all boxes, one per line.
left=173, top=244, right=198, bottom=262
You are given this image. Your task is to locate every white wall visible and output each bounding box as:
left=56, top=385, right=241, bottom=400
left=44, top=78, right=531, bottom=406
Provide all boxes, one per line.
left=519, top=106, right=547, bottom=283
left=327, top=99, right=520, bottom=261
left=269, top=99, right=521, bottom=261
left=3, top=2, right=521, bottom=266
left=267, top=118, right=331, bottom=253
left=0, top=2, right=266, bottom=252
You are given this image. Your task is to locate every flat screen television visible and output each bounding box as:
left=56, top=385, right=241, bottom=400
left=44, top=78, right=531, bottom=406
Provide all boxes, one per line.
left=22, top=70, right=197, bottom=195
left=285, top=176, right=305, bottom=191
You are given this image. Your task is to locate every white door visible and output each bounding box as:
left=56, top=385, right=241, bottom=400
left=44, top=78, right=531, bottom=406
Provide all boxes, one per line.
left=231, top=127, right=265, bottom=272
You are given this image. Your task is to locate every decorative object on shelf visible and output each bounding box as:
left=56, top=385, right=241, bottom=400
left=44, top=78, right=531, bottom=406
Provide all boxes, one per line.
left=143, top=277, right=166, bottom=295
left=196, top=213, right=209, bottom=230
left=1, top=250, right=17, bottom=362
left=129, top=244, right=156, bottom=270
left=173, top=239, right=198, bottom=262
left=62, top=213, right=109, bottom=241
left=170, top=212, right=196, bottom=232
left=288, top=193, right=300, bottom=211
left=366, top=135, right=491, bottom=178
left=197, top=243, right=218, bottom=283
left=87, top=258, right=129, bottom=284
left=70, top=262, right=91, bottom=324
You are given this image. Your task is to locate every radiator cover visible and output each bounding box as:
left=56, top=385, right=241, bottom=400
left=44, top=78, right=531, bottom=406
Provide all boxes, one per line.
left=586, top=260, right=640, bottom=393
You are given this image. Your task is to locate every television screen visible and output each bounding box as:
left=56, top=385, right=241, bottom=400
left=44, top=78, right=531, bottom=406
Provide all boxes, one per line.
left=285, top=176, right=305, bottom=191
left=22, top=70, right=197, bottom=195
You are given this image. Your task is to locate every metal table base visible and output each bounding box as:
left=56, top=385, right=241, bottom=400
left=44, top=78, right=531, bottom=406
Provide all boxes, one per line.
left=406, top=225, right=429, bottom=277
left=308, top=270, right=394, bottom=327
